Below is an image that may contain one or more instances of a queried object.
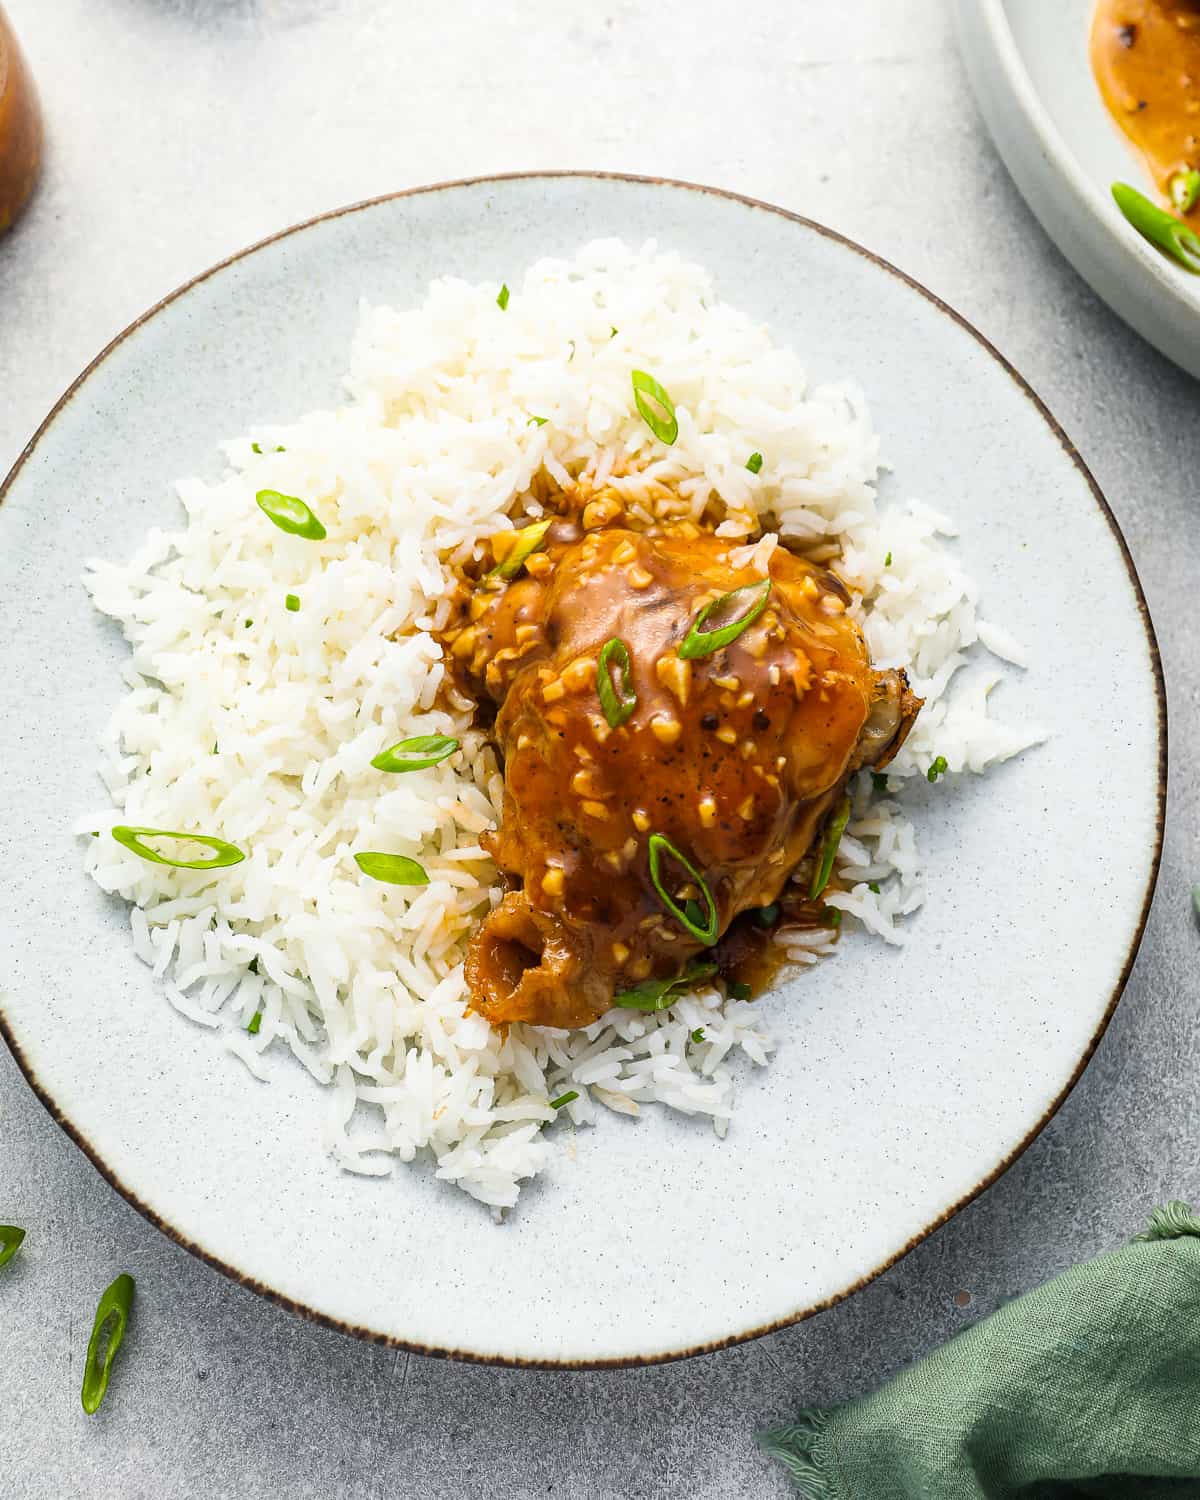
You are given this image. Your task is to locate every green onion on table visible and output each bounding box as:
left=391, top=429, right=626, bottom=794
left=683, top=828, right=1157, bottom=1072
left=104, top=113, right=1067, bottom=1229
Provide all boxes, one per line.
left=0, top=1225, right=25, bottom=1268
left=81, top=1273, right=135, bottom=1415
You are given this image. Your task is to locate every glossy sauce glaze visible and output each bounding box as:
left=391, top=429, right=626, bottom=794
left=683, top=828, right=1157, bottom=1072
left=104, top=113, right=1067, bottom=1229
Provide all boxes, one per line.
left=1092, top=0, right=1200, bottom=214
left=438, top=490, right=919, bottom=1029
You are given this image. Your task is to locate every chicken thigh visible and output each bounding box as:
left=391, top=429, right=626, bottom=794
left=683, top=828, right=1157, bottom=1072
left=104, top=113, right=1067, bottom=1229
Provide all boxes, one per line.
left=439, top=510, right=919, bottom=1029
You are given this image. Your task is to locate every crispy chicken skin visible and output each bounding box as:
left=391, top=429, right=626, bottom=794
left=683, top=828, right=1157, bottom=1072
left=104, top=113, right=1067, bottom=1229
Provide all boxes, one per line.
left=439, top=511, right=920, bottom=1030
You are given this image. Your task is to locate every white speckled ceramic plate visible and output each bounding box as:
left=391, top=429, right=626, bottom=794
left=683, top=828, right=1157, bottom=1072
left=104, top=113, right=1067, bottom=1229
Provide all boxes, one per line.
left=0, top=174, right=1165, bottom=1366
left=956, top=0, right=1200, bottom=379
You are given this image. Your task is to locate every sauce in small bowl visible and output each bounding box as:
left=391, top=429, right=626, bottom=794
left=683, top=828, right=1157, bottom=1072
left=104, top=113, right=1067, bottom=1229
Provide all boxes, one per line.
left=1091, top=0, right=1200, bottom=218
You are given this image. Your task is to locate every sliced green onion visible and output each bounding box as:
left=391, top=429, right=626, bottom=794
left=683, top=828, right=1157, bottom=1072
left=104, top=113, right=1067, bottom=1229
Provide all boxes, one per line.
left=726, top=981, right=752, bottom=1001
left=371, top=734, right=460, bottom=773
left=244, top=619, right=253, bottom=628
left=497, top=283, right=510, bottom=309
left=690, top=1026, right=706, bottom=1042
left=613, top=959, right=718, bottom=1011
left=354, top=852, right=429, bottom=886
left=596, top=638, right=637, bottom=728
left=81, top=1273, right=134, bottom=1415
left=274, top=444, right=286, bottom=453
left=112, top=826, right=245, bottom=871
left=682, top=898, right=704, bottom=929
left=246, top=1009, right=262, bottom=1035
left=485, top=518, right=553, bottom=582
left=749, top=903, right=780, bottom=929
left=1170, top=168, right=1200, bottom=215
left=256, top=489, right=326, bottom=540
left=0, top=1225, right=25, bottom=1268
left=567, top=339, right=576, bottom=362
left=810, top=796, right=851, bottom=899
left=884, top=552, right=892, bottom=567
left=1112, top=182, right=1200, bottom=272
left=527, top=415, right=548, bottom=427
left=610, top=326, right=618, bottom=338
left=678, top=578, right=772, bottom=660
left=631, top=369, right=679, bottom=445
left=868, top=881, right=881, bottom=894
left=810, top=804, right=846, bottom=894
left=549, top=1091, right=578, bottom=1109
left=248, top=956, right=260, bottom=975
left=648, top=834, right=719, bottom=944
left=251, top=442, right=263, bottom=454
left=927, top=755, right=948, bottom=783
left=746, top=452, right=763, bottom=474
left=871, top=771, right=888, bottom=794
left=285, top=593, right=300, bottom=612
left=824, top=907, right=842, bottom=928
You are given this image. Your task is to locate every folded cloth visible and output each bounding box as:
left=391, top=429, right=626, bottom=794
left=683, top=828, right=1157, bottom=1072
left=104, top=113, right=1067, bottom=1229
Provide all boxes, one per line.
left=759, top=1203, right=1200, bottom=1498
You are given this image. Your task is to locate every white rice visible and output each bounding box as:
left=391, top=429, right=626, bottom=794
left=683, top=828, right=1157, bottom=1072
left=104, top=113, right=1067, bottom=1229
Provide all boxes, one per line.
left=78, top=240, right=1043, bottom=1208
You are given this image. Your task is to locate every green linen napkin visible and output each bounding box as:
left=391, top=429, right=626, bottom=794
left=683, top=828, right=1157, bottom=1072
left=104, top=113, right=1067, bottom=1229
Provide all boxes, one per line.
left=759, top=1203, right=1200, bottom=1498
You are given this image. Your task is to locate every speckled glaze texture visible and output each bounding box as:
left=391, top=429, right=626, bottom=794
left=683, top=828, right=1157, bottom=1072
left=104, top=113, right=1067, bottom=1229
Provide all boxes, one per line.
left=0, top=171, right=1164, bottom=1366
left=956, top=0, right=1200, bottom=379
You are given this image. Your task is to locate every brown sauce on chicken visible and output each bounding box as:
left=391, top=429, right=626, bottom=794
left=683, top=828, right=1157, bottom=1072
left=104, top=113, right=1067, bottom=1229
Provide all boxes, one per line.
left=438, top=491, right=919, bottom=1030
left=1092, top=0, right=1200, bottom=214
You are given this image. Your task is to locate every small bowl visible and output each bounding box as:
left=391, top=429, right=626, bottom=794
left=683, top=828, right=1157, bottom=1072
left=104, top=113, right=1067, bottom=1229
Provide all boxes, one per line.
left=956, top=0, right=1200, bottom=379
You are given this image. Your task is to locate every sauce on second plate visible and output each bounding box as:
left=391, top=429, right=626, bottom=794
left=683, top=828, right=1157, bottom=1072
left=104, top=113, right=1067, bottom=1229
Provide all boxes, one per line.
left=1091, top=0, right=1200, bottom=216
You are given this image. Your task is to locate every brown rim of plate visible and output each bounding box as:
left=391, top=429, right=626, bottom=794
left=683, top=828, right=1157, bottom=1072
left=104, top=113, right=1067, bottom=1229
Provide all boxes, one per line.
left=0, top=171, right=1169, bottom=1370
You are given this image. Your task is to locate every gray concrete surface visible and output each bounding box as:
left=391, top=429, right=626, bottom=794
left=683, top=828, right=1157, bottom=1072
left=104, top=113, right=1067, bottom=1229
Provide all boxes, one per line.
left=1, top=1, right=1196, bottom=1494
